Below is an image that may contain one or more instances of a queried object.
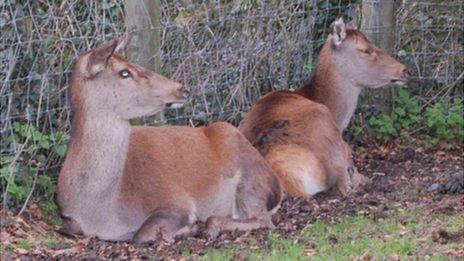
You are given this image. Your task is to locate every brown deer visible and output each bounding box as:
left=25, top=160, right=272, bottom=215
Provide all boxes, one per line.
left=239, top=17, right=409, bottom=198
left=57, top=36, right=281, bottom=243
left=239, top=97, right=366, bottom=198
left=297, top=17, right=410, bottom=131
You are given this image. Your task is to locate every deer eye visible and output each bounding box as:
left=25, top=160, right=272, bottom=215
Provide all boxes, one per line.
left=119, top=69, right=132, bottom=79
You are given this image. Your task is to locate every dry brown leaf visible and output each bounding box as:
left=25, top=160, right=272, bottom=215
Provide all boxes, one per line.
left=29, top=203, right=44, bottom=219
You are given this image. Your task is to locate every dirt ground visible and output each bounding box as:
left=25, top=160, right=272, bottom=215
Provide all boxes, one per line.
left=1, top=144, right=463, bottom=260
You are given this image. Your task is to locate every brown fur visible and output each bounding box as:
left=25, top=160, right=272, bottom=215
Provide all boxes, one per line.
left=239, top=92, right=362, bottom=198
left=239, top=18, right=391, bottom=198
left=297, top=22, right=409, bottom=131
left=57, top=37, right=281, bottom=242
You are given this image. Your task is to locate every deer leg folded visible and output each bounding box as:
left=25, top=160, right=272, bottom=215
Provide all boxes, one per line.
left=133, top=209, right=193, bottom=243
left=60, top=216, right=83, bottom=236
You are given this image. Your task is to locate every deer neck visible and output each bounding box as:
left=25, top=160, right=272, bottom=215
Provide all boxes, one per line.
left=61, top=88, right=131, bottom=202
left=297, top=50, right=361, bottom=131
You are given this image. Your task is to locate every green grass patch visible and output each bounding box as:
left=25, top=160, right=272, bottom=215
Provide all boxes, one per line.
left=39, top=235, right=71, bottom=249
left=303, top=215, right=421, bottom=259
left=198, top=207, right=462, bottom=260
left=247, top=233, right=305, bottom=261
left=17, top=239, right=34, bottom=250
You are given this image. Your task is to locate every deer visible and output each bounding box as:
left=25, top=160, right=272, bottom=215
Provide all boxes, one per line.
left=239, top=17, right=409, bottom=199
left=297, top=17, right=410, bottom=131
left=57, top=36, right=282, bottom=243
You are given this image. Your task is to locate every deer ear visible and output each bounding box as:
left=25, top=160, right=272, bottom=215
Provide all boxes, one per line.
left=330, top=17, right=347, bottom=46
left=114, top=33, right=130, bottom=54
left=346, top=18, right=358, bottom=30
left=86, top=35, right=128, bottom=78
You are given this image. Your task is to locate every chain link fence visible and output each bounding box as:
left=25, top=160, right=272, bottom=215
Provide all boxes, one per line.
left=0, top=0, right=462, bottom=209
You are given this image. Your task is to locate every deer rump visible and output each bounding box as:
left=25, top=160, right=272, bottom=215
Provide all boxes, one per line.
left=239, top=91, right=366, bottom=198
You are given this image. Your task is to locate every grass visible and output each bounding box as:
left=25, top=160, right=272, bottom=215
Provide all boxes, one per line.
left=304, top=214, right=420, bottom=259
left=199, top=206, right=463, bottom=260
left=17, top=240, right=34, bottom=250
left=247, top=233, right=306, bottom=261
left=39, top=235, right=69, bottom=249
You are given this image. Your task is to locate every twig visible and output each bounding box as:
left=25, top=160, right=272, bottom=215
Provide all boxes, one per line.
left=419, top=70, right=464, bottom=111
left=16, top=164, right=40, bottom=217
left=2, top=134, right=31, bottom=215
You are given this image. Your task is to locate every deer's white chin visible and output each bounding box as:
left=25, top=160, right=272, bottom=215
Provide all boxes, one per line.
left=391, top=80, right=406, bottom=85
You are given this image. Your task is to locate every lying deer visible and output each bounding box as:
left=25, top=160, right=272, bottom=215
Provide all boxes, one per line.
left=57, top=36, right=281, bottom=242
left=239, top=17, right=409, bottom=198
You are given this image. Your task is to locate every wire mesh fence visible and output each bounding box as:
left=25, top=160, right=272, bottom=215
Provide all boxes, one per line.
left=395, top=0, right=463, bottom=97
left=0, top=0, right=462, bottom=209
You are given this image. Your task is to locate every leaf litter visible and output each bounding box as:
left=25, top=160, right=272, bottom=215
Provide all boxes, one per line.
left=1, top=145, right=462, bottom=259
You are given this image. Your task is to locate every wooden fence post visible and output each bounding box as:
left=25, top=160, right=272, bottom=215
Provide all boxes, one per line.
left=360, top=0, right=396, bottom=112
left=124, top=0, right=164, bottom=125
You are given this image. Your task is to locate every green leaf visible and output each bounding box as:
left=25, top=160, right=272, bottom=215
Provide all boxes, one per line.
left=0, top=166, right=17, bottom=175
left=55, top=144, right=68, bottom=157
left=394, top=108, right=406, bottom=117
left=397, top=88, right=409, bottom=100
left=32, top=130, right=43, bottom=141
left=0, top=155, right=15, bottom=165
left=40, top=139, right=51, bottom=149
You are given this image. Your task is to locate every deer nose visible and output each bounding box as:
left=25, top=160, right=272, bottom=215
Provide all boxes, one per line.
left=179, top=86, right=190, bottom=98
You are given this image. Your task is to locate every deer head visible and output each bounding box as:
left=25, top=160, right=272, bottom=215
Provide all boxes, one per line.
left=72, top=35, right=190, bottom=120
left=328, top=17, right=410, bottom=89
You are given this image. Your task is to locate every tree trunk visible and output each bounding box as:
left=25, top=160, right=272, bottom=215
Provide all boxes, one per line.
left=360, top=0, right=396, bottom=113
left=124, top=0, right=164, bottom=125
